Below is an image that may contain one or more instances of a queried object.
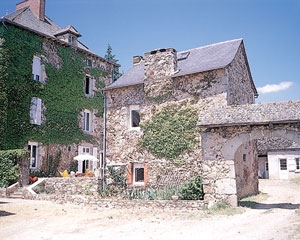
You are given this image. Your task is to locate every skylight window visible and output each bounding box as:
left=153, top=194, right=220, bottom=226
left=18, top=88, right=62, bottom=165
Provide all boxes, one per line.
left=177, top=51, right=190, bottom=61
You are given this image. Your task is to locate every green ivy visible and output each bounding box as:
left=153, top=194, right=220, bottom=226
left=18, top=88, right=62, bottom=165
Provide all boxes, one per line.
left=0, top=37, right=8, bottom=149
left=0, top=25, right=42, bottom=149
left=0, top=24, right=108, bottom=148
left=139, top=103, right=199, bottom=160
left=0, top=149, right=26, bottom=187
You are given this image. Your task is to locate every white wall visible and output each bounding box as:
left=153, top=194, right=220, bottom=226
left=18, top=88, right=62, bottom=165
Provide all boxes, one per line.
left=268, top=151, right=300, bottom=179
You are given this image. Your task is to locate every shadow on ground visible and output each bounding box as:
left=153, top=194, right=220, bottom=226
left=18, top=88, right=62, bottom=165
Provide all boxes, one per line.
left=0, top=210, right=16, bottom=217
left=239, top=201, right=300, bottom=210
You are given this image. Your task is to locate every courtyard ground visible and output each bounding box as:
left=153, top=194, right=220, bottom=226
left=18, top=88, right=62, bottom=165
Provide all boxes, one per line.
left=1, top=179, right=300, bottom=240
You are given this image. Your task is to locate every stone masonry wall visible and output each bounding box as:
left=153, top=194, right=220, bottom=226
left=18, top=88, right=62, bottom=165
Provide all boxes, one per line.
left=226, top=43, right=255, bottom=105
left=31, top=37, right=113, bottom=175
left=105, top=68, right=236, bottom=205
left=24, top=178, right=207, bottom=210
left=201, top=124, right=300, bottom=205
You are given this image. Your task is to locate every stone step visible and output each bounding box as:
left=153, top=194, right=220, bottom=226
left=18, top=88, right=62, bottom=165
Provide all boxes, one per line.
left=8, top=189, right=24, bottom=199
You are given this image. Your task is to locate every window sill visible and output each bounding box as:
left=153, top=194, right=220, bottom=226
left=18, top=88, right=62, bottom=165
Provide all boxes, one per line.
left=133, top=182, right=145, bottom=187
left=130, top=127, right=140, bottom=131
left=83, top=130, right=93, bottom=135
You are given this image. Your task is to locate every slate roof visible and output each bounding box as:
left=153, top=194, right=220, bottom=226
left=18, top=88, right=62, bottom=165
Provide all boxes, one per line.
left=197, top=101, right=300, bottom=127
left=2, top=7, right=115, bottom=64
left=105, top=39, right=244, bottom=90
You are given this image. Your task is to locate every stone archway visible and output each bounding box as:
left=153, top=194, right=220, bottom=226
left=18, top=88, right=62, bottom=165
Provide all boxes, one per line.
left=201, top=126, right=300, bottom=206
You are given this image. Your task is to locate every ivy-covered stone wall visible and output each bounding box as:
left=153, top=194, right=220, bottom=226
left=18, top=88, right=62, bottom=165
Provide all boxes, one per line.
left=0, top=23, right=113, bottom=175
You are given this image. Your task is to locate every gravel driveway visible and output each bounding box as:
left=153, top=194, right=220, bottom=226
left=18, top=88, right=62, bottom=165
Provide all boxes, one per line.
left=1, top=179, right=300, bottom=240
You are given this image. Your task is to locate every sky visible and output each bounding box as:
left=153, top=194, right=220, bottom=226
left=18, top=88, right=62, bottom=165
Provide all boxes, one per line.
left=1, top=0, right=299, bottom=103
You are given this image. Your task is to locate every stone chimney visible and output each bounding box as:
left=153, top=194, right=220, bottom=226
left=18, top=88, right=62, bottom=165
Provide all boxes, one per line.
left=133, top=56, right=143, bottom=65
left=143, top=48, right=177, bottom=100
left=144, top=48, right=177, bottom=80
left=16, top=0, right=46, bottom=21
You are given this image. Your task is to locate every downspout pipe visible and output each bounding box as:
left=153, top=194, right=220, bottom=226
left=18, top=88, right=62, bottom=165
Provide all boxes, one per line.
left=102, top=90, right=107, bottom=191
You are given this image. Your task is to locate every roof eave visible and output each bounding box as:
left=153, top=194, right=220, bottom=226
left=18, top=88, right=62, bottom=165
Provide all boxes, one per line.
left=2, top=18, right=117, bottom=67
left=198, top=119, right=300, bottom=128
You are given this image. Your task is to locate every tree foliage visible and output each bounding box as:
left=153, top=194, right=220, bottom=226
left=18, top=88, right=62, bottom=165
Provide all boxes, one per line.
left=104, top=44, right=121, bottom=81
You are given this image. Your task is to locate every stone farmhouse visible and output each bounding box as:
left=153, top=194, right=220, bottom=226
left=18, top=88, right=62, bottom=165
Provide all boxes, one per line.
left=104, top=39, right=300, bottom=205
left=2, top=0, right=300, bottom=206
left=0, top=0, right=116, bottom=178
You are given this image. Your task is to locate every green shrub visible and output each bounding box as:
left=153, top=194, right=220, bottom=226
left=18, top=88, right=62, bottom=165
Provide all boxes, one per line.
left=179, top=175, right=204, bottom=200
left=0, top=149, right=25, bottom=187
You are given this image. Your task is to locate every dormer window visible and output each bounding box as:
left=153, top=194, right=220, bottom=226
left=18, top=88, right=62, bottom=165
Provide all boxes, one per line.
left=68, top=35, right=76, bottom=44
left=86, top=59, right=92, bottom=68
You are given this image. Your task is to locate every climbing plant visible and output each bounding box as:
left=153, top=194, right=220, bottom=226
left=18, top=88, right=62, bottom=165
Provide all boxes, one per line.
left=139, top=102, right=199, bottom=160
left=0, top=24, right=108, bottom=149
left=0, top=149, right=26, bottom=187
left=0, top=25, right=42, bottom=149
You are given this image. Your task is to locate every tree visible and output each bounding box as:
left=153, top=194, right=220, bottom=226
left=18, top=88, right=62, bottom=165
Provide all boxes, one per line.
left=104, top=44, right=121, bottom=82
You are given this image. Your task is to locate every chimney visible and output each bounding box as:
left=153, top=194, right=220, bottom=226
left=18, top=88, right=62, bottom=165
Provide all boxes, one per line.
left=144, top=48, right=177, bottom=80
left=133, top=56, right=143, bottom=65
left=16, top=0, right=46, bottom=21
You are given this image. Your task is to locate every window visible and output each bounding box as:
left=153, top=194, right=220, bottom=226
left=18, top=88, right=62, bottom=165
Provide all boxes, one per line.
left=86, top=59, right=92, bottom=67
left=265, top=162, right=269, bottom=171
left=30, top=97, right=42, bottom=125
left=243, top=154, right=246, bottom=162
left=82, top=147, right=90, bottom=154
left=32, top=56, right=43, bottom=83
left=296, top=158, right=300, bottom=170
left=129, top=105, right=140, bottom=128
left=280, top=159, right=287, bottom=170
left=133, top=163, right=144, bottom=183
left=68, top=35, right=75, bottom=44
left=28, top=142, right=38, bottom=169
left=84, top=76, right=93, bottom=97
left=83, top=110, right=92, bottom=133
left=127, top=162, right=148, bottom=186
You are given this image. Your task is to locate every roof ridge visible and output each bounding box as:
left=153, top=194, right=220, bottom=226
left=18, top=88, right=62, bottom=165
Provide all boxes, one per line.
left=178, top=38, right=243, bottom=54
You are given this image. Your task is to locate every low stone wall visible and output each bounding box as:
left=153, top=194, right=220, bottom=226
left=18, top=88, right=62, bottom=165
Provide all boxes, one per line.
left=24, top=177, right=207, bottom=211
left=0, top=188, right=6, bottom=198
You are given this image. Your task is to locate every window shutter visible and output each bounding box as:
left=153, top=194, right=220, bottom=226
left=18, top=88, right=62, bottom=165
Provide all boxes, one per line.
left=144, top=163, right=148, bottom=185
left=77, top=146, right=83, bottom=173
left=92, top=147, right=98, bottom=170
left=36, top=98, right=42, bottom=125
left=30, top=97, right=42, bottom=125
left=127, top=163, right=133, bottom=185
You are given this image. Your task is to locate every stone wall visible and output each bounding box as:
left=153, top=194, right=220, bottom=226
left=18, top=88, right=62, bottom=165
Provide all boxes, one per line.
left=24, top=177, right=207, bottom=210
left=30, top=35, right=113, bottom=175
left=201, top=124, right=300, bottom=204
left=105, top=73, right=235, bottom=205
left=226, top=43, right=255, bottom=105
left=234, top=141, right=259, bottom=199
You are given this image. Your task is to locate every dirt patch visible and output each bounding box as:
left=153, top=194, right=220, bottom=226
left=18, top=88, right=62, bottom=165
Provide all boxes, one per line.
left=1, top=179, right=300, bottom=240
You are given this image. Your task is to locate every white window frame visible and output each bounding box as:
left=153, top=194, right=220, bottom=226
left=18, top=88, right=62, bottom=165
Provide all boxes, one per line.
left=32, top=56, right=43, bottom=83
left=296, top=158, right=300, bottom=170
left=133, top=163, right=144, bottom=186
left=280, top=159, right=287, bottom=170
left=30, top=97, right=42, bottom=125
left=28, top=141, right=39, bottom=170
left=84, top=75, right=94, bottom=97
left=129, top=105, right=140, bottom=130
left=77, top=146, right=97, bottom=173
left=83, top=110, right=92, bottom=133
left=68, top=35, right=76, bottom=44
